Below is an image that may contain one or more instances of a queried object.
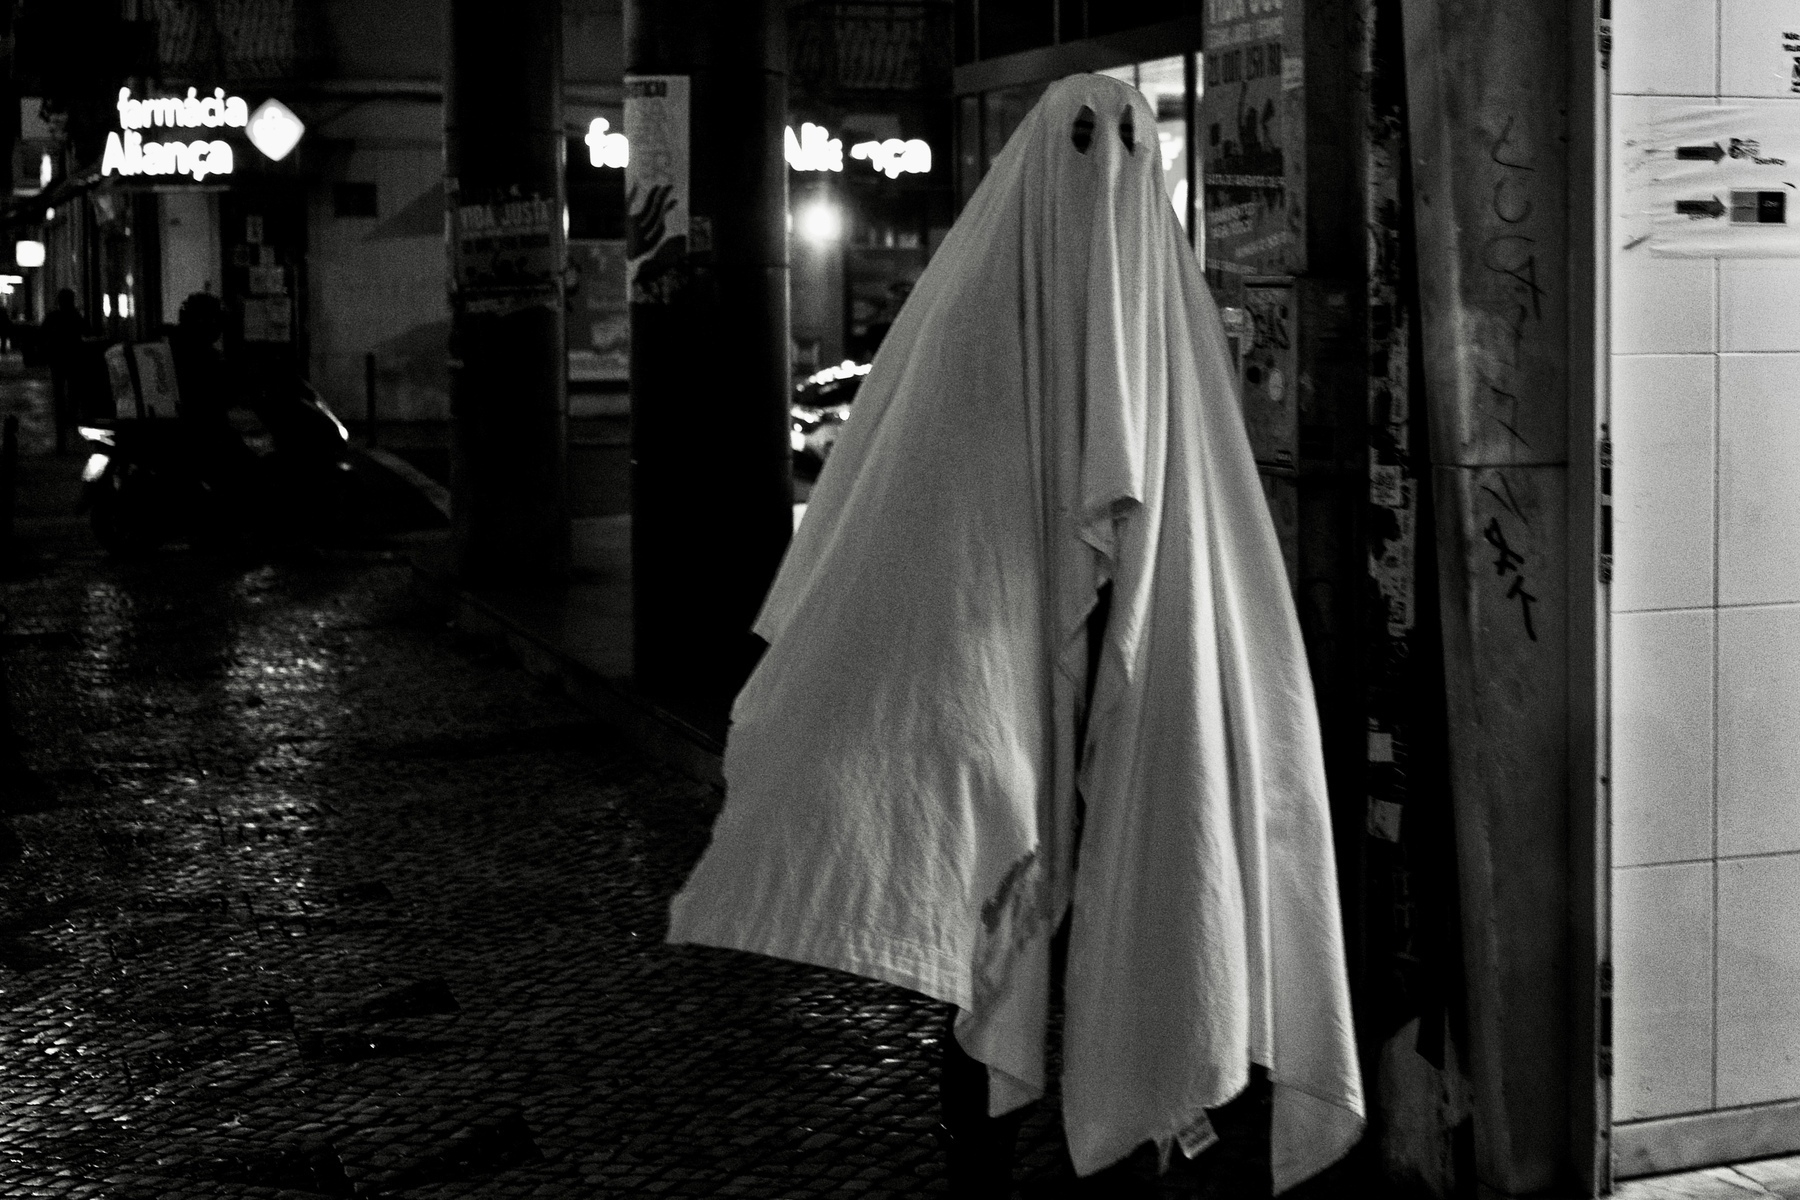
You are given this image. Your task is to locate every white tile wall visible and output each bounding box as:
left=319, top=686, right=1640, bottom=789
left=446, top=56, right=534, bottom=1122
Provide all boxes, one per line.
left=1612, top=355, right=1717, bottom=611
left=1718, top=854, right=1800, bottom=1106
left=1720, top=261, right=1800, bottom=352
left=1720, top=0, right=1800, bottom=96
left=1616, top=257, right=1716, bottom=355
left=1612, top=0, right=1800, bottom=1136
left=1719, top=355, right=1800, bottom=606
left=1615, top=861, right=1717, bottom=1120
left=1718, top=605, right=1800, bottom=856
left=1615, top=0, right=1722, bottom=95
left=1614, top=610, right=1716, bottom=866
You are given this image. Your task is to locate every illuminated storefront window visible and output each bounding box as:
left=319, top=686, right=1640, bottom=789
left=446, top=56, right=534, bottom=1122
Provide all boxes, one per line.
left=1100, top=57, right=1191, bottom=230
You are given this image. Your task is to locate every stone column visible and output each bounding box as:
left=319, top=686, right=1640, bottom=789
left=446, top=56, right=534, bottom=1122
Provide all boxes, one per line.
left=446, top=0, right=570, bottom=584
left=625, top=0, right=792, bottom=728
left=1401, top=0, right=1601, bottom=1191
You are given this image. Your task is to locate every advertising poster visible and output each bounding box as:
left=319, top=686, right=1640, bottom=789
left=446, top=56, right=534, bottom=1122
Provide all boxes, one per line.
left=449, top=193, right=563, bottom=308
left=1239, top=278, right=1297, bottom=468
left=1199, top=0, right=1304, bottom=291
left=132, top=342, right=181, bottom=413
left=1619, top=104, right=1800, bottom=256
left=623, top=74, right=690, bottom=305
left=103, top=343, right=135, bottom=417
left=568, top=239, right=629, bottom=381
left=241, top=296, right=293, bottom=343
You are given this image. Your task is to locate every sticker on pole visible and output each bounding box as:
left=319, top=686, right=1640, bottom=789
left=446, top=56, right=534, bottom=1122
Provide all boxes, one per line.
left=624, top=74, right=690, bottom=305
left=1618, top=105, right=1800, bottom=256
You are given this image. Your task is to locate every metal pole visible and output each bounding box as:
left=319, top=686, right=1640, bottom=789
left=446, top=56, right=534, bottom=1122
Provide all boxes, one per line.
left=445, top=0, right=569, bottom=584
left=625, top=0, right=792, bottom=727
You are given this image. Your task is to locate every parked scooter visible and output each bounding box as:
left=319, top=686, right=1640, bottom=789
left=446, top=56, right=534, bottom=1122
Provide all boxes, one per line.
left=77, top=291, right=361, bottom=558
left=77, top=369, right=359, bottom=558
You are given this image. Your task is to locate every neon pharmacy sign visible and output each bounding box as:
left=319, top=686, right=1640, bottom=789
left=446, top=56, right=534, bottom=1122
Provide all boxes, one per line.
left=786, top=123, right=931, bottom=177
left=101, top=87, right=248, bottom=182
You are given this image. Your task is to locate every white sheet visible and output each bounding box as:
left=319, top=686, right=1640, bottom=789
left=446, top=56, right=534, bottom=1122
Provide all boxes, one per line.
left=666, top=73, right=1363, bottom=1191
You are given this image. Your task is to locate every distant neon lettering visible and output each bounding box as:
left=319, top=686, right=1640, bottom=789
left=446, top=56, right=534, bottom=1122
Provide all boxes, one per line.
left=849, top=138, right=932, bottom=178
left=786, top=123, right=843, bottom=172
left=116, top=87, right=249, bottom=131
left=101, top=130, right=235, bottom=181
left=586, top=117, right=628, bottom=168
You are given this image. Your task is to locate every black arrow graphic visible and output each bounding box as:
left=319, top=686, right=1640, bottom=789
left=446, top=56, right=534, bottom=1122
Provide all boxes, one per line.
left=1676, top=196, right=1727, bottom=217
left=1677, top=143, right=1727, bottom=162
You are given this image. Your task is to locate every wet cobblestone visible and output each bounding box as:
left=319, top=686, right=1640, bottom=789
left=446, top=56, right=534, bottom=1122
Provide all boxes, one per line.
left=0, top=542, right=1004, bottom=1197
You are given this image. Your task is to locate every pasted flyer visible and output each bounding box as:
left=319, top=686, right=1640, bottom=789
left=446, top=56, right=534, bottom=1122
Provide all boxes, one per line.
left=624, top=74, right=690, bottom=304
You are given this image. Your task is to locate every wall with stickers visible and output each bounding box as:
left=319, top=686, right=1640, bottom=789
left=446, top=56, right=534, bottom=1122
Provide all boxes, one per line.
left=1608, top=0, right=1800, bottom=1179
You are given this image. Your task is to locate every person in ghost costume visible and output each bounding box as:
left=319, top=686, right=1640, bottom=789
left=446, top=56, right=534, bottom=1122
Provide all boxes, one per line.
left=666, top=74, right=1364, bottom=1191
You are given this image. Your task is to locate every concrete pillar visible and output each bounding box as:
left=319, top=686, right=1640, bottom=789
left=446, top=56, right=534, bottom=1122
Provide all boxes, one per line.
left=625, top=0, right=792, bottom=728
left=445, top=0, right=570, bottom=584
left=1400, top=0, right=1602, bottom=1192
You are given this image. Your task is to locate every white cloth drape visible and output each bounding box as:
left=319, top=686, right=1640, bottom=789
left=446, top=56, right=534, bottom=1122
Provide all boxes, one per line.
left=666, top=74, right=1364, bottom=1192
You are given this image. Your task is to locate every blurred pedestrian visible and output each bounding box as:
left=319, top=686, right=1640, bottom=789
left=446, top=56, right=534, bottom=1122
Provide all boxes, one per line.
left=169, top=291, right=230, bottom=427
left=0, top=306, right=16, bottom=356
left=39, top=289, right=83, bottom=454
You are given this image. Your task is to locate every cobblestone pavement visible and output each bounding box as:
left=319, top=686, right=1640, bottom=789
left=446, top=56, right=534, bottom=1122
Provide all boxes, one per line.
left=1, top=494, right=1185, bottom=1199
left=0, top=537, right=956, bottom=1198
left=0, top=357, right=1343, bottom=1199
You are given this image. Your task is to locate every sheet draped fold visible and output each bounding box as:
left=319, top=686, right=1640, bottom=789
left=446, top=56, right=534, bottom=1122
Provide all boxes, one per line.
left=666, top=73, right=1364, bottom=1192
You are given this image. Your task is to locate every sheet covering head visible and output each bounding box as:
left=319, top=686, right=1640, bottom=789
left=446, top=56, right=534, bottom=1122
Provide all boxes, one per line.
left=667, top=74, right=1364, bottom=1190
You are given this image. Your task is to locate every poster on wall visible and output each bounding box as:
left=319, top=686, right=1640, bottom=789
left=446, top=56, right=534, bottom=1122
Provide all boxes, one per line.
left=448, top=193, right=563, bottom=310
left=104, top=343, right=135, bottom=416
left=1239, top=278, right=1297, bottom=468
left=132, top=342, right=181, bottom=412
left=568, top=239, right=629, bottom=382
left=1199, top=0, right=1304, bottom=292
left=623, top=74, right=690, bottom=305
left=1619, top=104, right=1800, bottom=256
left=241, top=296, right=293, bottom=342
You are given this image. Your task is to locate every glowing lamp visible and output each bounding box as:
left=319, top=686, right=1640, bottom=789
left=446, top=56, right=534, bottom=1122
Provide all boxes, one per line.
left=14, top=240, right=44, bottom=269
left=246, top=98, right=305, bottom=162
left=38, top=153, right=51, bottom=189
left=797, top=200, right=842, bottom=244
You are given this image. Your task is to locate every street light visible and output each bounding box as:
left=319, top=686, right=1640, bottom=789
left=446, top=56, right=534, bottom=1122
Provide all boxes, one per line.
left=797, top=200, right=842, bottom=244
left=15, top=240, right=44, bottom=269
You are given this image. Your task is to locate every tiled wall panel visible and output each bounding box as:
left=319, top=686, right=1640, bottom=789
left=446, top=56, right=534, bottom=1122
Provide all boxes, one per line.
left=1614, top=862, right=1717, bottom=1120
left=1718, top=854, right=1800, bottom=1106
left=1613, top=609, right=1715, bottom=867
left=1610, top=0, right=1800, bottom=1131
left=1611, top=355, right=1716, bottom=612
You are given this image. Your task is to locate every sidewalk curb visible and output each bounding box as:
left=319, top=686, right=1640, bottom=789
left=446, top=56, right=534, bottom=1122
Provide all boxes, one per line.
left=352, top=446, right=452, bottom=520
left=408, top=562, right=726, bottom=791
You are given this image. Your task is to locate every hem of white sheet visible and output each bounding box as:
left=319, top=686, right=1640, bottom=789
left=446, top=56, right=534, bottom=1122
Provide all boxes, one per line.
left=665, top=892, right=970, bottom=1012
left=1064, top=1062, right=1251, bottom=1178
left=1270, top=1079, right=1365, bottom=1195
